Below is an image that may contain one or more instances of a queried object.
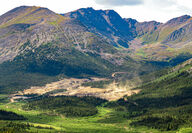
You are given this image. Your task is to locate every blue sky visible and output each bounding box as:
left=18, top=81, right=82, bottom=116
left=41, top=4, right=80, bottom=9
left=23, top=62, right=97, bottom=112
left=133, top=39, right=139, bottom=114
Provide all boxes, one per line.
left=1, top=0, right=192, bottom=22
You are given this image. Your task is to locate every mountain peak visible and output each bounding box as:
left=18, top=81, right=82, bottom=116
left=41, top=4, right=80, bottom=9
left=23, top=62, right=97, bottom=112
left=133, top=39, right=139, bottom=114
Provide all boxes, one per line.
left=0, top=5, right=67, bottom=26
left=75, top=7, right=95, bottom=12
left=5, top=6, right=50, bottom=14
left=63, top=7, right=133, bottom=48
left=165, top=15, right=191, bottom=25
left=124, top=18, right=138, bottom=25
left=104, top=9, right=116, bottom=14
left=64, top=7, right=121, bottom=18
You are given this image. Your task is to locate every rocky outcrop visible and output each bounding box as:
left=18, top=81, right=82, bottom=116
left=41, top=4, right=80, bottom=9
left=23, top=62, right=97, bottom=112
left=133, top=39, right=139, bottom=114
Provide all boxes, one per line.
left=63, top=8, right=133, bottom=48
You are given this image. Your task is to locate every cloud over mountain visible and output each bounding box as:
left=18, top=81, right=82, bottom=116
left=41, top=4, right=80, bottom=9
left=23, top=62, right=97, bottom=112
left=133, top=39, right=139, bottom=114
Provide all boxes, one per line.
left=94, top=0, right=143, bottom=6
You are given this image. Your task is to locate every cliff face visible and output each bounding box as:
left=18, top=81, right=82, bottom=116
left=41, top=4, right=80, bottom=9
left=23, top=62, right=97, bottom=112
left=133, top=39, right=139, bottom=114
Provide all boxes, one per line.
left=63, top=8, right=133, bottom=48
left=64, top=8, right=192, bottom=46
left=140, top=15, right=192, bottom=44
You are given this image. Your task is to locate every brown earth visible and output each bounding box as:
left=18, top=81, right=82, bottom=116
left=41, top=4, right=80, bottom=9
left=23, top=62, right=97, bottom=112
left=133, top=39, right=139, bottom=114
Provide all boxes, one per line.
left=14, top=76, right=140, bottom=101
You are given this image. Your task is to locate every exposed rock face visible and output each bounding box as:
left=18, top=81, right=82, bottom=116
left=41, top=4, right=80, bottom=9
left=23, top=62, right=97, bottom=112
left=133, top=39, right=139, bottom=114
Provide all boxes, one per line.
left=165, top=15, right=191, bottom=26
left=125, top=18, right=161, bottom=36
left=143, top=15, right=192, bottom=44
left=1, top=6, right=192, bottom=64
left=126, top=15, right=192, bottom=61
left=163, top=23, right=192, bottom=44
left=0, top=6, right=116, bottom=63
left=63, top=8, right=133, bottom=48
left=64, top=8, right=192, bottom=61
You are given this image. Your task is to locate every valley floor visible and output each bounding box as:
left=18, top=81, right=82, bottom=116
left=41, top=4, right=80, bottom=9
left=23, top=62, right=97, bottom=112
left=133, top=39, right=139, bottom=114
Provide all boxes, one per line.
left=0, top=59, right=192, bottom=133
left=0, top=96, right=192, bottom=133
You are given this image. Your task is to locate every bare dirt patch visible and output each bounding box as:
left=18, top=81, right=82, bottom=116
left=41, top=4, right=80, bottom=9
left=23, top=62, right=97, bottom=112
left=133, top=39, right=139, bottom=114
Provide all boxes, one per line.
left=14, top=77, right=140, bottom=101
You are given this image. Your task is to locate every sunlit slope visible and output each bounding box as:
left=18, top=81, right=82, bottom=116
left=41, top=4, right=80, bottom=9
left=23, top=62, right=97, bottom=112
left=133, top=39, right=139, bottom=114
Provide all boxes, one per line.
left=106, top=58, right=192, bottom=131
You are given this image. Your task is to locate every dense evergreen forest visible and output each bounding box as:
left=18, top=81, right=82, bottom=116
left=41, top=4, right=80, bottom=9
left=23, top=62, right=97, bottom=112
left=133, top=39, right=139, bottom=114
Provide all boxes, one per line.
left=23, top=96, right=107, bottom=117
left=105, top=64, right=192, bottom=131
left=0, top=110, right=25, bottom=120
left=0, top=60, right=191, bottom=132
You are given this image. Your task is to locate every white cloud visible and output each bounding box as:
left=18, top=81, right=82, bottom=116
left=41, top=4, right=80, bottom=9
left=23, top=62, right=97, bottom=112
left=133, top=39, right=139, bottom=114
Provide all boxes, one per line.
left=94, top=0, right=143, bottom=6
left=114, top=0, right=192, bottom=22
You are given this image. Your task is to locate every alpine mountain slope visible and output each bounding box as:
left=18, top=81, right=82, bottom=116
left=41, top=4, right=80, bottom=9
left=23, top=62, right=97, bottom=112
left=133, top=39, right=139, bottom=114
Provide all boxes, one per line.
left=0, top=6, right=192, bottom=133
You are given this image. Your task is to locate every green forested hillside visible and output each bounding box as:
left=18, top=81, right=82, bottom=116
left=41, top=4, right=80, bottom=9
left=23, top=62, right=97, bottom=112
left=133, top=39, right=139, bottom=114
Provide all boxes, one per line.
left=0, top=60, right=191, bottom=132
left=0, top=41, right=163, bottom=94
left=23, top=96, right=107, bottom=117
left=105, top=59, right=192, bottom=131
left=0, top=110, right=25, bottom=120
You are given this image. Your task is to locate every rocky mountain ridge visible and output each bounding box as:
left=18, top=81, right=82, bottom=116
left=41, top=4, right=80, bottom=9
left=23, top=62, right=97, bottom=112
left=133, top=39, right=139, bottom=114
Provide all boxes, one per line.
left=0, top=6, right=192, bottom=64
left=0, top=6, right=118, bottom=64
